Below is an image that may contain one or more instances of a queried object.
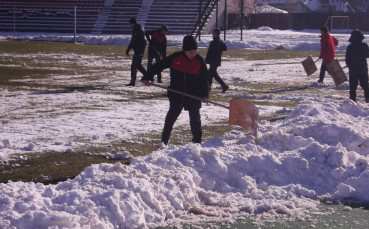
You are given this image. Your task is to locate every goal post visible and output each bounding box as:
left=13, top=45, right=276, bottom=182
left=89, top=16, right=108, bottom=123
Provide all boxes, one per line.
left=325, top=16, right=349, bottom=32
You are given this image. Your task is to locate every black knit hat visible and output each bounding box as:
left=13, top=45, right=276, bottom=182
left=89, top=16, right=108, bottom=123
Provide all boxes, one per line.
left=320, top=26, right=328, bottom=33
left=161, top=25, right=169, bottom=32
left=182, top=35, right=198, bottom=51
left=129, top=17, right=137, bottom=24
left=349, top=29, right=364, bottom=43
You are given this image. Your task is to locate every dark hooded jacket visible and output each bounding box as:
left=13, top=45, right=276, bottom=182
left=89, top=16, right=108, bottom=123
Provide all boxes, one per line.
left=345, top=30, right=369, bottom=75
left=142, top=51, right=209, bottom=109
left=127, top=24, right=146, bottom=54
left=205, top=37, right=227, bottom=66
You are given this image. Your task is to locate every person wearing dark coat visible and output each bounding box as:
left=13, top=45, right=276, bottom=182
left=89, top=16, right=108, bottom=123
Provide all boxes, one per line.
left=318, top=26, right=338, bottom=83
left=345, top=29, right=369, bottom=103
left=145, top=25, right=168, bottom=83
left=125, top=17, right=147, bottom=86
left=205, top=28, right=229, bottom=92
left=141, top=35, right=210, bottom=145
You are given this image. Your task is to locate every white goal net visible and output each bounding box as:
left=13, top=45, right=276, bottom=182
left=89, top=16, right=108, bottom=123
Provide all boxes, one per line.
left=325, top=16, right=349, bottom=32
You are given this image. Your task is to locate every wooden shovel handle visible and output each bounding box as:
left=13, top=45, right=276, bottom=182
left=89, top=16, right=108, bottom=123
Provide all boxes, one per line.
left=150, top=83, right=229, bottom=109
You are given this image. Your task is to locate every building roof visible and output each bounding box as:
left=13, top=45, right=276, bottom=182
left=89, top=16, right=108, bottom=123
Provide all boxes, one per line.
left=255, top=4, right=288, bottom=14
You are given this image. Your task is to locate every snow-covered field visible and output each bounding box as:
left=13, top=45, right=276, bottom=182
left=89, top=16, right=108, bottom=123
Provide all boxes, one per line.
left=1, top=28, right=369, bottom=228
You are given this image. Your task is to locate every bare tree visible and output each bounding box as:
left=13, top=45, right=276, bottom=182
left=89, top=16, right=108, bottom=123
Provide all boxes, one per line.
left=228, top=0, right=257, bottom=14
left=244, top=0, right=258, bottom=13
left=346, top=0, right=369, bottom=12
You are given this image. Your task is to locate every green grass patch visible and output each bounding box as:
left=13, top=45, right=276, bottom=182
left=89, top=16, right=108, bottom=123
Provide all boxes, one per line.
left=0, top=40, right=123, bottom=55
left=223, top=49, right=321, bottom=61
left=0, top=66, right=72, bottom=82
left=0, top=151, right=129, bottom=184
left=0, top=40, right=130, bottom=90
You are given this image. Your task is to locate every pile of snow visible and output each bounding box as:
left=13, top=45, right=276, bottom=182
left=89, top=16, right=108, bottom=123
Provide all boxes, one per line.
left=1, top=100, right=369, bottom=228
left=0, top=29, right=352, bottom=51
left=1, top=29, right=368, bottom=228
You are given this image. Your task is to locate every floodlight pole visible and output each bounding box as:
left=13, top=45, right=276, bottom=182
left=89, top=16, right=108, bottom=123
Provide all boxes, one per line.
left=97, top=7, right=101, bottom=37
left=241, top=0, right=243, bottom=41
left=74, top=5, right=77, bottom=44
left=13, top=6, right=16, bottom=37
left=303, top=0, right=308, bottom=13
left=224, top=0, right=227, bottom=41
left=216, top=0, right=218, bottom=28
left=197, top=0, right=202, bottom=41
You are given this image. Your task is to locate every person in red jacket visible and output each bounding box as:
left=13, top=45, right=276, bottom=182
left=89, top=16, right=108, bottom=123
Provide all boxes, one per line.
left=141, top=35, right=209, bottom=145
left=318, top=26, right=339, bottom=83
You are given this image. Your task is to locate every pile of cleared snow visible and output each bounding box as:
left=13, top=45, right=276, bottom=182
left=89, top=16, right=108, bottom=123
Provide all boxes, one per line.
left=1, top=29, right=351, bottom=51
left=1, top=100, right=369, bottom=228
left=257, top=26, right=275, bottom=31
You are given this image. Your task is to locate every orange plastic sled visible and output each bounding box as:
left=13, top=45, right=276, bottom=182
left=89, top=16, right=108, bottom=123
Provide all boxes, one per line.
left=151, top=83, right=259, bottom=137
left=229, top=98, right=259, bottom=137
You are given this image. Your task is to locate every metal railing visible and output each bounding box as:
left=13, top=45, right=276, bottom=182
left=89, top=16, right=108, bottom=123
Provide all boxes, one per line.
left=189, top=0, right=218, bottom=39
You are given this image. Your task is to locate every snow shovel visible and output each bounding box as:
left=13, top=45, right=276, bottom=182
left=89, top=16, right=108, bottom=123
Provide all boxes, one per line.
left=326, top=59, right=348, bottom=86
left=150, top=83, right=259, bottom=137
left=301, top=56, right=318, bottom=76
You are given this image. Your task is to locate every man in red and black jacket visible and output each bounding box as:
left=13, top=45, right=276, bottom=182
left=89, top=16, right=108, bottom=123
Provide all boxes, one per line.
left=142, top=35, right=210, bottom=145
left=318, top=26, right=338, bottom=83
left=145, top=25, right=168, bottom=83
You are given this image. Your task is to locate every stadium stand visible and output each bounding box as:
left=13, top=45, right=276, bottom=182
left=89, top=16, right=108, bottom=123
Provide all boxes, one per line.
left=0, top=0, right=104, bottom=33
left=0, top=0, right=217, bottom=35
left=145, top=0, right=207, bottom=34
left=101, top=0, right=143, bottom=34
